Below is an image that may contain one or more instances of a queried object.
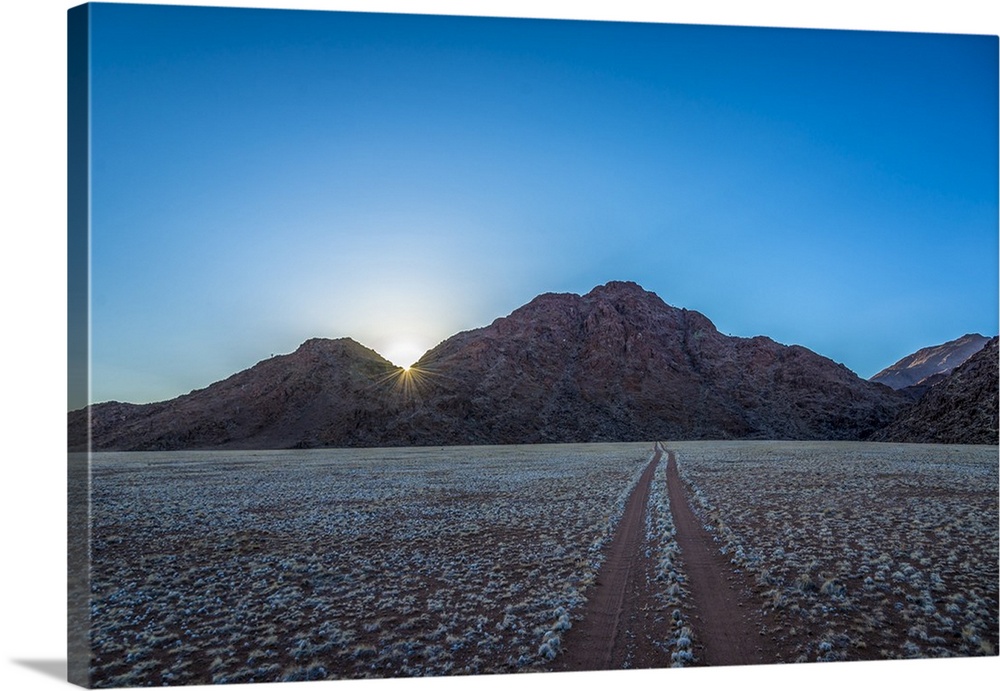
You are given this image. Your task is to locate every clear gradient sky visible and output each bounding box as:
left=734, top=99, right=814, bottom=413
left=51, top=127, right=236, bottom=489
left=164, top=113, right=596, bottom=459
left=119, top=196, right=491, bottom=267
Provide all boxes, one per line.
left=83, top=2, right=998, bottom=407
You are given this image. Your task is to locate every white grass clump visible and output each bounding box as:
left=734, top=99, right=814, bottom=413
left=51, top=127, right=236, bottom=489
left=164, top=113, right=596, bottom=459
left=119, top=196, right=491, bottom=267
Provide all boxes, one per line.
left=644, top=448, right=696, bottom=666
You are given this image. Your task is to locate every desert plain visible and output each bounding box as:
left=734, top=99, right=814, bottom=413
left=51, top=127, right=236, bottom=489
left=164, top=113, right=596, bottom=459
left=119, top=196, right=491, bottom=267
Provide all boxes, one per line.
left=76, top=440, right=998, bottom=687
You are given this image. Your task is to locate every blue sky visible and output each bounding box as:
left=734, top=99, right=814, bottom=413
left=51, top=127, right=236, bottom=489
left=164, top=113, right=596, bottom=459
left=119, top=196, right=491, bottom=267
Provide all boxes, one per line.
left=83, top=2, right=998, bottom=406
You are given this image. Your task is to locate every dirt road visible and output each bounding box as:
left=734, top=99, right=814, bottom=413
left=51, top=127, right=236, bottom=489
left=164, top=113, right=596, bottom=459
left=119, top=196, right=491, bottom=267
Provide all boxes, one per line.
left=553, top=449, right=665, bottom=671
left=553, top=445, right=772, bottom=672
left=665, top=448, right=769, bottom=666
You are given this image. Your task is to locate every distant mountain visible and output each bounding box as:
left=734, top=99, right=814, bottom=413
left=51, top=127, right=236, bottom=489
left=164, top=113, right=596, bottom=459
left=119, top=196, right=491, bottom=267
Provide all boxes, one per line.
left=870, top=333, right=990, bottom=395
left=71, top=282, right=914, bottom=451
left=874, top=337, right=998, bottom=445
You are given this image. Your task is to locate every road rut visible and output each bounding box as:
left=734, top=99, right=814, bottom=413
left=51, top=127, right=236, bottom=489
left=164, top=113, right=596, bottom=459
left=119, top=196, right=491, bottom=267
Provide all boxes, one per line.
left=665, top=448, right=767, bottom=665
left=554, top=449, right=664, bottom=671
left=553, top=445, right=771, bottom=671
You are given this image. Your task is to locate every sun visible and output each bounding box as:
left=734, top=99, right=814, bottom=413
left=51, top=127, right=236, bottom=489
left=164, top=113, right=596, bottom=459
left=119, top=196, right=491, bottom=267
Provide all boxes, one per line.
left=370, top=343, right=444, bottom=404
left=381, top=341, right=427, bottom=370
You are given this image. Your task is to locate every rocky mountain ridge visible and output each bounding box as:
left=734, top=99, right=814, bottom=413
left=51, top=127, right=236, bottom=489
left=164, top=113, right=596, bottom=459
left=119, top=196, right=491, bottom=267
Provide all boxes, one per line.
left=869, top=333, right=990, bottom=395
left=69, top=282, right=993, bottom=451
left=873, top=337, right=998, bottom=445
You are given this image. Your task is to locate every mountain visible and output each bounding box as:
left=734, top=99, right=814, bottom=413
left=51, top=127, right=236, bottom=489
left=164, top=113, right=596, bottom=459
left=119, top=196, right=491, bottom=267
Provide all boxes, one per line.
left=68, top=338, right=404, bottom=451
left=869, top=333, right=990, bottom=395
left=873, top=336, right=998, bottom=445
left=71, top=281, right=913, bottom=451
left=396, top=281, right=908, bottom=444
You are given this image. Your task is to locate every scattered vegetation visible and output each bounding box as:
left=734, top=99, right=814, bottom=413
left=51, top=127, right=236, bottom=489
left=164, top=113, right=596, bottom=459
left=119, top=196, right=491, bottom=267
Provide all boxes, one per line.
left=644, top=452, right=695, bottom=665
left=87, top=443, right=652, bottom=686
left=86, top=440, right=995, bottom=686
left=673, top=440, right=998, bottom=663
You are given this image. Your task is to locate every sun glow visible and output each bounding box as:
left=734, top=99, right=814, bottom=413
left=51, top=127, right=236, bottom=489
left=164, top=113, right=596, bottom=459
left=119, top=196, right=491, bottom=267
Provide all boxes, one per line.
left=381, top=341, right=428, bottom=370
left=372, top=357, right=445, bottom=404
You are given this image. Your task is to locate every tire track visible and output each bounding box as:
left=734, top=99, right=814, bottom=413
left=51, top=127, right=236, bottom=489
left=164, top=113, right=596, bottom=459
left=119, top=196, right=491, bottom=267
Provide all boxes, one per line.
left=665, top=448, right=767, bottom=666
left=553, top=449, right=663, bottom=671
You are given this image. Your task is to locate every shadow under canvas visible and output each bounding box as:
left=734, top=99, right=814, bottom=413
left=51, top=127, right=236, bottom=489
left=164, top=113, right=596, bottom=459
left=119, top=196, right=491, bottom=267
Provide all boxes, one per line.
left=12, top=659, right=67, bottom=682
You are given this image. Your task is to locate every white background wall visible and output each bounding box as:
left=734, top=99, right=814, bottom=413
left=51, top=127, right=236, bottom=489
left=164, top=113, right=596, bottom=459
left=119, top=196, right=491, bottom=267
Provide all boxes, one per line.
left=1, top=2, right=997, bottom=691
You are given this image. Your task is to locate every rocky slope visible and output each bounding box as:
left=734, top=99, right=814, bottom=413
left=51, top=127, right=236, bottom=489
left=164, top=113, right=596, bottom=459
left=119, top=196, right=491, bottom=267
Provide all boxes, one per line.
left=393, top=282, right=909, bottom=444
left=870, top=333, right=990, bottom=394
left=874, top=336, right=998, bottom=445
left=68, top=338, right=404, bottom=451
left=71, top=282, right=916, bottom=451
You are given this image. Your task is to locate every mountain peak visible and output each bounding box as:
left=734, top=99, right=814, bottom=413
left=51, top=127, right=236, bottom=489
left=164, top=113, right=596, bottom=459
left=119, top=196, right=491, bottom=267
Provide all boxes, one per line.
left=870, top=333, right=992, bottom=391
left=296, top=336, right=362, bottom=352
left=875, top=336, right=998, bottom=444
left=586, top=280, right=650, bottom=296
left=584, top=281, right=675, bottom=307
left=293, top=337, right=391, bottom=362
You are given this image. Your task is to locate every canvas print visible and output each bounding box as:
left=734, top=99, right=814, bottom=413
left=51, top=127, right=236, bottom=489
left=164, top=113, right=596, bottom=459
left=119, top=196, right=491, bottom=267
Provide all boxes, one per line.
left=67, top=2, right=999, bottom=688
